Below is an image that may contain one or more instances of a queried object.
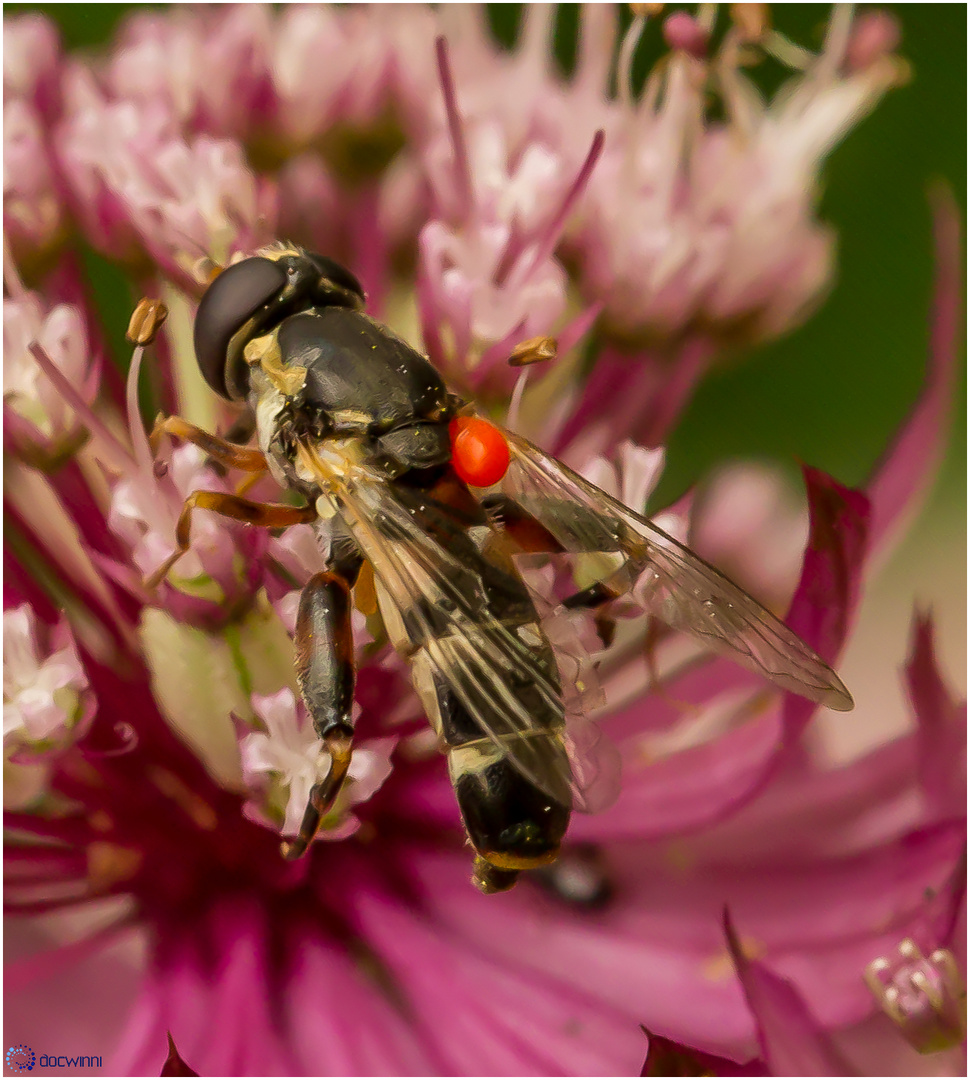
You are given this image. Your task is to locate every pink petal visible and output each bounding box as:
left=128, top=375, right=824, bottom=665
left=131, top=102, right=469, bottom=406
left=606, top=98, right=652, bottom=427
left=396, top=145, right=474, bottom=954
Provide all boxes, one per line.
left=779, top=467, right=868, bottom=739
left=284, top=923, right=437, bottom=1075
left=161, top=1033, right=198, bottom=1076
left=115, top=904, right=299, bottom=1076
left=725, top=909, right=855, bottom=1076
left=905, top=611, right=967, bottom=818
left=406, top=847, right=754, bottom=1056
left=352, top=861, right=647, bottom=1075
left=571, top=705, right=787, bottom=841
left=583, top=469, right=865, bottom=843
left=5, top=912, right=144, bottom=1071
left=640, top=1029, right=764, bottom=1076
left=409, top=819, right=964, bottom=1054
left=674, top=732, right=922, bottom=862
left=785, top=466, right=869, bottom=666
left=763, top=825, right=966, bottom=1028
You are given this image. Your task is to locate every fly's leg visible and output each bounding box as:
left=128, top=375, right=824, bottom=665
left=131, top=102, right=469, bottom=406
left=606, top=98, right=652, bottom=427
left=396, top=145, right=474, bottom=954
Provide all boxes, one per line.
left=144, top=493, right=317, bottom=589
left=484, top=493, right=620, bottom=645
left=562, top=580, right=623, bottom=648
left=151, top=414, right=268, bottom=473
left=153, top=414, right=268, bottom=495
left=281, top=560, right=362, bottom=860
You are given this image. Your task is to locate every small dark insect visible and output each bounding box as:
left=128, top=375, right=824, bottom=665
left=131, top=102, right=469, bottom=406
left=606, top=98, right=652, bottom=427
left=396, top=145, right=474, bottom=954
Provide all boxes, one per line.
left=146, top=245, right=853, bottom=894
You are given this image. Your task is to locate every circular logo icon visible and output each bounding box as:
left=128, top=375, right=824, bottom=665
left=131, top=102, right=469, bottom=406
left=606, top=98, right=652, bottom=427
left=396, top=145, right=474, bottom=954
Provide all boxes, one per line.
left=6, top=1046, right=35, bottom=1073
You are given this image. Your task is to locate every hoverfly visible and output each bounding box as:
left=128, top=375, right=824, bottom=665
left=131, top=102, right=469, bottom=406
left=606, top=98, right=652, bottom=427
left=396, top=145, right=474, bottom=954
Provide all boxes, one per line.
left=146, top=244, right=853, bottom=894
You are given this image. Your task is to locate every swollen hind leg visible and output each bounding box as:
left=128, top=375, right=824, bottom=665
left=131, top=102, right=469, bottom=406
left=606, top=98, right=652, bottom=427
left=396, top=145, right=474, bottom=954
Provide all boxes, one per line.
left=280, top=564, right=361, bottom=859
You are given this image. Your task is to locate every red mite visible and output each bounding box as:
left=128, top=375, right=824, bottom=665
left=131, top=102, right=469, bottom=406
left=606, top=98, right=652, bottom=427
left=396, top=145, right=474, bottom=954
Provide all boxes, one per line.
left=448, top=416, right=511, bottom=487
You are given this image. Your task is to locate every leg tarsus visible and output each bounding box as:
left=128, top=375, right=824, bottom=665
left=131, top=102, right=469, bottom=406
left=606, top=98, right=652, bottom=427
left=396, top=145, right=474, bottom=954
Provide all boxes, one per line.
left=280, top=730, right=353, bottom=859
left=143, top=490, right=317, bottom=589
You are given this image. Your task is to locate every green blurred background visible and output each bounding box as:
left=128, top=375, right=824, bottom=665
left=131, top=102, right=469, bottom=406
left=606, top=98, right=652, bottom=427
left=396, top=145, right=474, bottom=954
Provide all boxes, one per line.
left=8, top=3, right=964, bottom=508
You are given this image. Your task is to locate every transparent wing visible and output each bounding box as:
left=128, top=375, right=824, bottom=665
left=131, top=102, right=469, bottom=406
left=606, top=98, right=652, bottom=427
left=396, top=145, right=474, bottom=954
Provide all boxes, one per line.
left=297, top=444, right=578, bottom=808
left=500, top=429, right=854, bottom=712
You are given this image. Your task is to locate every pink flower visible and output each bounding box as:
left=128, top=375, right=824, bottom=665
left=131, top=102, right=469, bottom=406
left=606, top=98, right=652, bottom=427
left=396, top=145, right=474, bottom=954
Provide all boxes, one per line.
left=57, top=67, right=277, bottom=278
left=3, top=97, right=64, bottom=261
left=4, top=602, right=96, bottom=814
left=642, top=869, right=965, bottom=1075
left=240, top=688, right=395, bottom=840
left=3, top=6, right=963, bottom=1077
left=105, top=6, right=274, bottom=139
left=3, top=286, right=99, bottom=462
left=3, top=13, right=61, bottom=115
left=572, top=6, right=906, bottom=343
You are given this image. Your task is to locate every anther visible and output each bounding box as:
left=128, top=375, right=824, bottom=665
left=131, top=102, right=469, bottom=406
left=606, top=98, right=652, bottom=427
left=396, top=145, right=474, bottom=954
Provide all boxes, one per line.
left=127, top=298, right=169, bottom=346
left=508, top=336, right=558, bottom=368
left=730, top=3, right=770, bottom=44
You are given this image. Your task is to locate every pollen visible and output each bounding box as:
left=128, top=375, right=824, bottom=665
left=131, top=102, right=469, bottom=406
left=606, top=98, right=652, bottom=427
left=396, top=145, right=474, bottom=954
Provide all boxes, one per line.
left=449, top=416, right=510, bottom=487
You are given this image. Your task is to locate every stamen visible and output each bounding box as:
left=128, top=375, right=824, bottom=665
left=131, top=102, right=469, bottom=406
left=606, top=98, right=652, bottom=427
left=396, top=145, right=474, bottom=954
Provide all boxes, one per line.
left=125, top=297, right=169, bottom=478
left=864, top=939, right=967, bottom=1053
left=521, top=129, right=605, bottom=282
left=517, top=3, right=555, bottom=73
left=27, top=342, right=131, bottom=466
left=508, top=335, right=558, bottom=368
left=3, top=234, right=27, bottom=299
left=126, top=297, right=169, bottom=347
left=435, top=37, right=473, bottom=220
left=575, top=5, right=619, bottom=98
left=696, top=3, right=717, bottom=35
left=845, top=10, right=901, bottom=72
left=761, top=30, right=814, bottom=71
left=617, top=11, right=647, bottom=108
left=663, top=12, right=710, bottom=59
left=730, top=3, right=770, bottom=44
left=126, top=342, right=155, bottom=477
left=817, top=2, right=855, bottom=80
left=506, top=366, right=531, bottom=432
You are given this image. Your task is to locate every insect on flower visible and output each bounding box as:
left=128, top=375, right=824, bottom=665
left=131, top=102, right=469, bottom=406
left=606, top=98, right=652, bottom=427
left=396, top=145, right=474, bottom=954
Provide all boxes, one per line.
left=145, top=244, right=854, bottom=894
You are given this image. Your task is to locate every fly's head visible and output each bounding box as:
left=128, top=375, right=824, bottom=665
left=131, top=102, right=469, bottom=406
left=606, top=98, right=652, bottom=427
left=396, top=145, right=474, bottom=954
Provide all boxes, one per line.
left=193, top=245, right=366, bottom=404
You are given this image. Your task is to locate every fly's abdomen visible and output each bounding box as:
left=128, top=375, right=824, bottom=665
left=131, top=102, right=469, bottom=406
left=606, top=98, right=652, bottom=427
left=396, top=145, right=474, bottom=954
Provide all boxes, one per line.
left=410, top=641, right=572, bottom=874
left=449, top=737, right=572, bottom=872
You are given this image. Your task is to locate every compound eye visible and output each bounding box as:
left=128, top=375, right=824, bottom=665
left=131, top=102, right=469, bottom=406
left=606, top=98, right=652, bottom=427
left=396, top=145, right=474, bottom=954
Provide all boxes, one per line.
left=193, top=256, right=287, bottom=399
left=306, top=252, right=366, bottom=305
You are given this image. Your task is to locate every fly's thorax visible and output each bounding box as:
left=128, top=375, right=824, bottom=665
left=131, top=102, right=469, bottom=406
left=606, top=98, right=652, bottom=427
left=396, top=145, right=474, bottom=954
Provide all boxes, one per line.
left=275, top=307, right=450, bottom=431
left=246, top=303, right=456, bottom=483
